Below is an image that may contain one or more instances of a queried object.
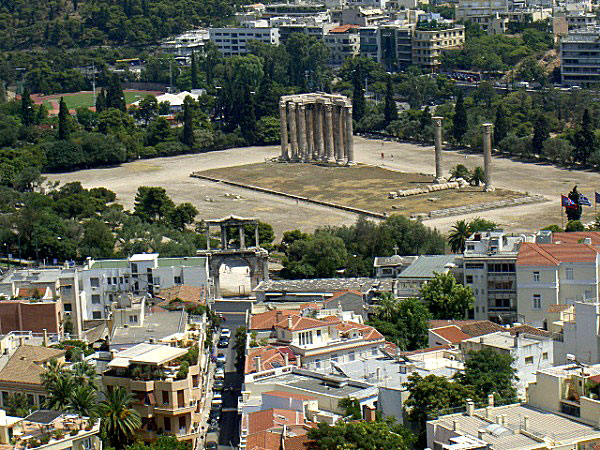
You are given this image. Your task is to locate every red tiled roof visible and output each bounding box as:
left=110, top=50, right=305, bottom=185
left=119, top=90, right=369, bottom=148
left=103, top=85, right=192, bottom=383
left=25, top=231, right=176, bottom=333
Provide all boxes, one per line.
left=509, top=324, right=550, bottom=337
left=517, top=243, right=600, bottom=266
left=429, top=320, right=504, bottom=337
left=250, top=310, right=296, bottom=331
left=245, top=346, right=292, bottom=374
left=282, top=434, right=311, bottom=450
left=552, top=232, right=600, bottom=245
left=399, top=344, right=452, bottom=357
left=430, top=325, right=470, bottom=344
left=321, top=315, right=342, bottom=324
left=245, top=430, right=282, bottom=450
left=247, top=409, right=304, bottom=435
left=262, top=391, right=316, bottom=401
left=275, top=315, right=327, bottom=332
left=334, top=321, right=384, bottom=341
left=329, top=24, right=360, bottom=33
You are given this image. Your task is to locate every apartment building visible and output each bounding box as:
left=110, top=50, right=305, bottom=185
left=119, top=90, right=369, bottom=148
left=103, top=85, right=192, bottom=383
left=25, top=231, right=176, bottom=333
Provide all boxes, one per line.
left=560, top=26, right=600, bottom=86
left=208, top=21, right=280, bottom=57
left=341, top=7, right=389, bottom=26
left=378, top=22, right=415, bottom=71
left=461, top=330, right=553, bottom=397
left=262, top=4, right=328, bottom=19
left=81, top=254, right=209, bottom=320
left=324, top=25, right=361, bottom=66
left=516, top=242, right=600, bottom=328
left=553, top=300, right=600, bottom=364
left=161, top=29, right=210, bottom=57
left=455, top=0, right=509, bottom=26
left=102, top=343, right=203, bottom=444
left=412, top=22, right=465, bottom=71
left=461, top=230, right=532, bottom=322
left=276, top=18, right=337, bottom=43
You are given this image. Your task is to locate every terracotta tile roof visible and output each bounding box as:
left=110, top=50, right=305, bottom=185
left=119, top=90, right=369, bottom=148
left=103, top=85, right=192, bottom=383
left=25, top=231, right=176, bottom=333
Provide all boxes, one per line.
left=0, top=346, right=65, bottom=386
left=517, top=243, right=600, bottom=266
left=459, top=321, right=505, bottom=337
left=399, top=344, right=452, bottom=357
left=547, top=304, right=571, bottom=313
left=552, top=232, right=600, bottom=245
left=262, top=391, right=316, bottom=401
left=275, top=315, right=327, bottom=332
left=429, top=320, right=482, bottom=329
left=155, top=285, right=205, bottom=308
left=250, top=310, right=296, bottom=331
left=282, top=434, right=311, bottom=450
left=334, top=321, right=383, bottom=341
left=430, top=325, right=470, bottom=344
left=248, top=409, right=305, bottom=435
left=383, top=341, right=398, bottom=355
left=245, top=430, right=282, bottom=450
left=245, top=346, right=293, bottom=374
left=509, top=324, right=550, bottom=337
left=330, top=24, right=360, bottom=33
left=320, top=315, right=342, bottom=323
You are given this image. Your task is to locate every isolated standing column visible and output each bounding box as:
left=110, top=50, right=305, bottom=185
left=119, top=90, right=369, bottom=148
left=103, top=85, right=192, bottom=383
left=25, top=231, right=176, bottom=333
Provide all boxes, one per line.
left=325, top=104, right=335, bottom=163
left=336, top=105, right=345, bottom=164
left=433, top=116, right=444, bottom=182
left=306, top=105, right=314, bottom=162
left=315, top=104, right=325, bottom=160
left=482, top=123, right=494, bottom=192
left=279, top=100, right=289, bottom=161
left=288, top=103, right=298, bottom=161
left=345, top=106, right=355, bottom=165
left=298, top=104, right=307, bottom=162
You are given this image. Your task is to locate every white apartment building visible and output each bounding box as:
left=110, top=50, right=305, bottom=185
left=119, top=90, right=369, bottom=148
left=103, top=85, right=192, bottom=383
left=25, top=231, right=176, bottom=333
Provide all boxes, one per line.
left=516, top=242, right=600, bottom=328
left=324, top=25, right=361, bottom=66
left=208, top=21, right=280, bottom=57
left=161, top=29, right=210, bottom=57
left=412, top=23, right=465, bottom=71
left=461, top=230, right=533, bottom=322
left=81, top=254, right=209, bottom=320
left=554, top=300, right=600, bottom=364
left=456, top=0, right=509, bottom=26
left=461, top=331, right=553, bottom=397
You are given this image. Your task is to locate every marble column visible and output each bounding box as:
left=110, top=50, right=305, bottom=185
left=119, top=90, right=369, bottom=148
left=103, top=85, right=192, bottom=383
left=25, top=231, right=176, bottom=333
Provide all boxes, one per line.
left=255, top=224, right=260, bottom=248
left=482, top=123, right=494, bottom=192
left=288, top=103, right=298, bottom=161
left=345, top=106, right=355, bottom=165
left=297, top=104, right=307, bottom=162
left=239, top=226, right=246, bottom=249
left=315, top=103, right=325, bottom=160
left=206, top=225, right=211, bottom=251
left=279, top=100, right=289, bottom=161
left=306, top=105, right=314, bottom=162
left=324, top=104, right=335, bottom=163
left=336, top=105, right=345, bottom=164
left=433, top=116, right=445, bottom=183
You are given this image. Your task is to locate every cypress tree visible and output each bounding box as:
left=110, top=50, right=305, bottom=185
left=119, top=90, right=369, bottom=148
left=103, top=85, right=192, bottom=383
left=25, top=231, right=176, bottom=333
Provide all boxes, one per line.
left=352, top=69, right=365, bottom=122
left=532, top=113, right=549, bottom=155
left=384, top=75, right=397, bottom=126
left=96, top=88, right=106, bottom=113
left=182, top=96, right=194, bottom=147
left=494, top=103, right=508, bottom=145
left=452, top=91, right=468, bottom=143
left=191, top=52, right=198, bottom=90
left=58, top=97, right=69, bottom=140
left=106, top=75, right=126, bottom=111
left=574, top=108, right=596, bottom=163
left=21, top=88, right=34, bottom=127
left=0, top=81, right=6, bottom=103
left=239, top=87, right=257, bottom=145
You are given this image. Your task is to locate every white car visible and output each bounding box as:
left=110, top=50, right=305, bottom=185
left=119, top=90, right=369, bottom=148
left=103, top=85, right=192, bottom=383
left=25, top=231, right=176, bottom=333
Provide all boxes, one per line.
left=211, top=394, right=222, bottom=408
left=215, top=368, right=225, bottom=379
left=220, top=328, right=231, bottom=339
left=217, top=353, right=227, bottom=364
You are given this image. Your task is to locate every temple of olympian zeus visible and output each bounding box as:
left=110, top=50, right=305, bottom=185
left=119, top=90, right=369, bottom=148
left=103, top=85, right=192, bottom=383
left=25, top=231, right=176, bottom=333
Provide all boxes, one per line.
left=278, top=93, right=355, bottom=165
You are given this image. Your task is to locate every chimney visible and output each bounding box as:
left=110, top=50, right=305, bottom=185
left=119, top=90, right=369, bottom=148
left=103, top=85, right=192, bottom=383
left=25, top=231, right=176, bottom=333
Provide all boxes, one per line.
left=478, top=429, right=485, bottom=440
left=284, top=352, right=289, bottom=366
left=466, top=399, right=474, bottom=416
left=255, top=356, right=262, bottom=372
left=43, top=329, right=48, bottom=347
left=362, top=405, right=376, bottom=422
left=522, top=416, right=529, bottom=431
left=514, top=332, right=520, bottom=348
left=376, top=367, right=381, bottom=381
left=496, top=415, right=502, bottom=425
left=488, top=394, right=494, bottom=408
left=296, top=355, right=302, bottom=367
left=287, top=316, right=293, bottom=329
left=501, top=414, right=507, bottom=426
left=276, top=311, right=282, bottom=323
left=453, top=420, right=459, bottom=432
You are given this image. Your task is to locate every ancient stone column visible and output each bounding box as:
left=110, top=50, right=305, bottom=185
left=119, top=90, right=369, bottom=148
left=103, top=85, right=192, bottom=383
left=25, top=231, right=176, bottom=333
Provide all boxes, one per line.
left=482, top=123, right=494, bottom=192
left=279, top=100, right=289, bottom=161
left=297, top=104, right=307, bottom=162
left=315, top=104, right=324, bottom=160
left=288, top=103, right=298, bottom=161
left=206, top=225, right=211, bottom=251
left=306, top=105, right=314, bottom=162
left=336, top=105, right=345, bottom=164
left=433, top=116, right=444, bottom=183
left=345, top=105, right=355, bottom=166
left=324, top=104, right=335, bottom=163
left=239, top=225, right=246, bottom=249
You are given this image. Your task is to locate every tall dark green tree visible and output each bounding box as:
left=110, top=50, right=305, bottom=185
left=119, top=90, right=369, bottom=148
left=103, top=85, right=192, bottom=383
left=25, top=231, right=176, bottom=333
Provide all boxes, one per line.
left=452, top=91, right=468, bottom=143
left=191, top=51, right=198, bottom=90
left=96, top=89, right=106, bottom=113
left=0, top=81, right=6, bottom=103
left=573, top=108, right=596, bottom=163
left=239, top=87, right=257, bottom=145
left=58, top=97, right=69, bottom=140
left=352, top=68, right=365, bottom=122
left=384, top=75, right=397, bottom=126
left=532, top=113, right=549, bottom=155
left=494, top=104, right=508, bottom=145
left=21, top=88, right=35, bottom=127
left=106, top=75, right=126, bottom=111
left=182, top=96, right=194, bottom=147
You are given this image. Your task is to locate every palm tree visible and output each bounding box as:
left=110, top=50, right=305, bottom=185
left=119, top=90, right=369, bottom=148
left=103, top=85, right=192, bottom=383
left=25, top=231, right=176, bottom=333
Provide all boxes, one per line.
left=376, top=292, right=399, bottom=321
left=41, top=359, right=64, bottom=387
left=68, top=385, right=97, bottom=418
left=71, top=361, right=97, bottom=389
left=470, top=166, right=485, bottom=186
left=448, top=220, right=471, bottom=253
left=99, top=387, right=141, bottom=448
left=44, top=374, right=75, bottom=411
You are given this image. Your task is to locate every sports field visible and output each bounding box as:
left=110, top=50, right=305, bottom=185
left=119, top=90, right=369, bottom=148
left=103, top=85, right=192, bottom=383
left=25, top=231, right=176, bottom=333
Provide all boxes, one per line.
left=31, top=90, right=163, bottom=112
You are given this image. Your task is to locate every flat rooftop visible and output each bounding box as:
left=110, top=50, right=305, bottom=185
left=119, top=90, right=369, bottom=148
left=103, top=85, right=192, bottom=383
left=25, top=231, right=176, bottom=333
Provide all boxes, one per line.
left=464, top=332, right=544, bottom=350
left=110, top=310, right=187, bottom=349
left=255, top=278, right=394, bottom=294
left=430, top=403, right=600, bottom=450
left=108, top=343, right=187, bottom=368
left=398, top=254, right=457, bottom=279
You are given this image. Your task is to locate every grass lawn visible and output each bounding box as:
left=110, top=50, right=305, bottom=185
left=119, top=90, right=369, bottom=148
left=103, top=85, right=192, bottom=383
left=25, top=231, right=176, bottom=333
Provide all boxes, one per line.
left=196, top=163, right=524, bottom=216
left=43, top=91, right=157, bottom=110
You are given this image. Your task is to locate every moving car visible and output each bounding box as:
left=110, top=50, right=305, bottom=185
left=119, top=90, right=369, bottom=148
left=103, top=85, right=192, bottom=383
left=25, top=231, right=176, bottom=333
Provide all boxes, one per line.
left=220, top=328, right=231, bottom=339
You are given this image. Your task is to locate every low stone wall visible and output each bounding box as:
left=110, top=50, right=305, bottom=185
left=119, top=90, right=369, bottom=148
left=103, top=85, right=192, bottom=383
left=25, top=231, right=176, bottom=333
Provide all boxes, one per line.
left=389, top=178, right=469, bottom=199
left=190, top=173, right=387, bottom=220
left=411, top=195, right=547, bottom=220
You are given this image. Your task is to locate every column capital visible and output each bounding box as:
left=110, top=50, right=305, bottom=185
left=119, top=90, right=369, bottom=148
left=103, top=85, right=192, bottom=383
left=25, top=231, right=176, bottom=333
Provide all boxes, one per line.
left=298, top=104, right=306, bottom=111
left=288, top=102, right=296, bottom=110
left=279, top=100, right=287, bottom=108
left=482, top=123, right=493, bottom=132
left=432, top=116, right=443, bottom=127
left=325, top=104, right=334, bottom=112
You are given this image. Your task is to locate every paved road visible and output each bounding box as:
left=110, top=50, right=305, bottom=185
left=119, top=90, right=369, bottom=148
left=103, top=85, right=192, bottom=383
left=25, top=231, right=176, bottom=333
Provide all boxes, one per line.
left=211, top=300, right=252, bottom=449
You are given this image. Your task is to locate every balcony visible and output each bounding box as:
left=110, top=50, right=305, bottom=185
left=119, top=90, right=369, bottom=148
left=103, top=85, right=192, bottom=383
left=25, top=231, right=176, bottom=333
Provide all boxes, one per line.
left=154, top=400, right=197, bottom=414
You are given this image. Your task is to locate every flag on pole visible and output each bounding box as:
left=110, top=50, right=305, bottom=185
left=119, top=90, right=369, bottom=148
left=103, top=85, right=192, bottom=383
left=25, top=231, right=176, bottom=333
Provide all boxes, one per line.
left=596, top=192, right=600, bottom=204
left=579, top=194, right=592, bottom=206
left=562, top=195, right=577, bottom=208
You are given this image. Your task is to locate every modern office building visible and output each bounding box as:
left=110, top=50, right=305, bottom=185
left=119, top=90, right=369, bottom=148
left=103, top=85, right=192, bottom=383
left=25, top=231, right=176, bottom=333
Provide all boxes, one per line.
left=208, top=21, right=280, bottom=57
left=560, top=26, right=600, bottom=86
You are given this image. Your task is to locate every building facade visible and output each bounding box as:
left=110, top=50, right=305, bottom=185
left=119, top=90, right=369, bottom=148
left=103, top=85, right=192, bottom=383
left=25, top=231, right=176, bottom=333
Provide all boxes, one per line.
left=208, top=22, right=280, bottom=57
left=412, top=23, right=465, bottom=71
left=560, top=26, right=600, bottom=86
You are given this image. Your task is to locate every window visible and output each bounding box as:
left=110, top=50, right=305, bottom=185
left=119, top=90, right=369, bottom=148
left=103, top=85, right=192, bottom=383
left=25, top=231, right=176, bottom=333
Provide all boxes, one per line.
left=163, top=417, right=171, bottom=432
left=91, top=295, right=101, bottom=304
left=299, top=331, right=313, bottom=346
left=90, top=278, right=99, bottom=288
left=542, top=352, right=548, bottom=360
left=174, top=276, right=182, bottom=285
left=525, top=356, right=534, bottom=365
left=178, top=415, right=186, bottom=431
left=315, top=359, right=322, bottom=369
left=371, top=347, right=378, bottom=356
left=38, top=395, right=45, bottom=406
left=316, top=329, right=321, bottom=337
left=466, top=275, right=474, bottom=284
left=533, top=295, right=542, bottom=310
left=129, top=315, right=138, bottom=324
left=119, top=277, right=124, bottom=284
left=566, top=268, right=574, bottom=280
left=107, top=277, right=112, bottom=285
left=349, top=351, right=355, bottom=362
left=533, top=272, right=540, bottom=282
left=113, top=277, right=117, bottom=284
left=131, top=263, right=138, bottom=273
left=92, top=311, right=102, bottom=319
left=64, top=303, right=72, bottom=312
left=1, top=392, right=8, bottom=406
left=162, top=391, right=169, bottom=405
left=27, top=394, right=34, bottom=406
left=331, top=354, right=338, bottom=363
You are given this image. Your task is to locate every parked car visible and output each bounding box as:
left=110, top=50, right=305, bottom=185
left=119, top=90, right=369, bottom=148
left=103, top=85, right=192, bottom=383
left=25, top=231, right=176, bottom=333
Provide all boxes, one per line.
left=216, top=360, right=225, bottom=369
left=209, top=409, right=221, bottom=422
left=220, top=328, right=231, bottom=339
left=211, top=394, right=223, bottom=408
left=217, top=353, right=227, bottom=364
left=217, top=337, right=229, bottom=348
left=215, top=367, right=225, bottom=379
left=206, top=441, right=218, bottom=449
left=213, top=380, right=224, bottom=391
left=208, top=420, right=219, bottom=432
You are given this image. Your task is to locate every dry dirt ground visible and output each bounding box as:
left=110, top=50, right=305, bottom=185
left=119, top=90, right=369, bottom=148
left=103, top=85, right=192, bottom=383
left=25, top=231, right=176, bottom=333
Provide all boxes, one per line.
left=197, top=163, right=522, bottom=216
left=47, top=136, right=600, bottom=236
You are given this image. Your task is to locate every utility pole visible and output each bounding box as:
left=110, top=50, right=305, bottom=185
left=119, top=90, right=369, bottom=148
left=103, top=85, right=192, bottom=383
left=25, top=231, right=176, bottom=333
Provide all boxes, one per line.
left=91, top=63, right=97, bottom=105
left=169, top=60, right=173, bottom=93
